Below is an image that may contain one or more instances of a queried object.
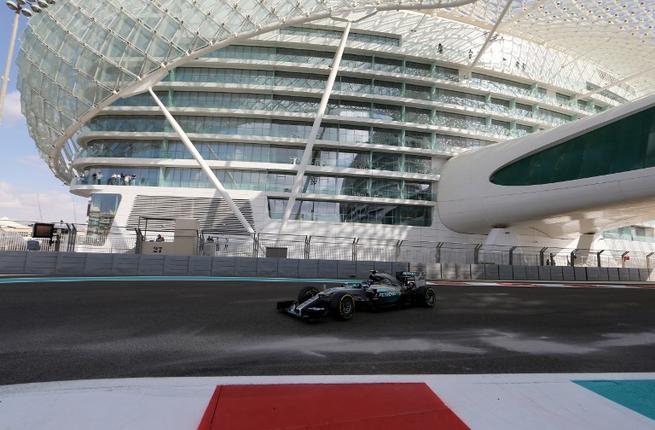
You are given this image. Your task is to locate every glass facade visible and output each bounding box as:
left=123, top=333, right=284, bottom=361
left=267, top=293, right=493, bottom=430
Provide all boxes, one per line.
left=156, top=64, right=560, bottom=136
left=76, top=166, right=431, bottom=201
left=81, top=140, right=433, bottom=174
left=66, top=23, right=606, bottom=228
left=491, top=106, right=655, bottom=186
left=85, top=115, right=489, bottom=151
left=19, top=0, right=641, bottom=198
left=81, top=140, right=305, bottom=164
left=268, top=198, right=432, bottom=226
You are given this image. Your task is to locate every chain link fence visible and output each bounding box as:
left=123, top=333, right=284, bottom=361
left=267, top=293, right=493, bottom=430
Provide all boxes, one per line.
left=1, top=220, right=654, bottom=269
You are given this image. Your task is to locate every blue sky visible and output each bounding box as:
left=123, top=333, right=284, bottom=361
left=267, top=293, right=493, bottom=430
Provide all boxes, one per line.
left=0, top=11, right=88, bottom=223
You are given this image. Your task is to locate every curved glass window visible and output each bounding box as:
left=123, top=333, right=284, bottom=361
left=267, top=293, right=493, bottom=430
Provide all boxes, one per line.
left=405, top=107, right=431, bottom=124
left=268, top=198, right=432, bottom=226
left=113, top=89, right=477, bottom=129
left=491, top=106, right=655, bottom=186
left=77, top=167, right=160, bottom=186
left=404, top=155, right=433, bottom=174
left=87, top=193, right=121, bottom=236
left=471, top=73, right=532, bottom=98
left=75, top=165, right=432, bottom=200
left=341, top=54, right=372, bottom=70
left=203, top=45, right=454, bottom=80
left=81, top=140, right=164, bottom=158
left=85, top=115, right=494, bottom=153
left=406, top=62, right=431, bottom=77
left=515, top=102, right=533, bottom=118
left=81, top=140, right=431, bottom=174
left=155, top=64, right=555, bottom=132
left=437, top=89, right=486, bottom=110
left=328, top=99, right=371, bottom=118
left=302, top=175, right=430, bottom=200
left=405, top=131, right=432, bottom=149
left=166, top=68, right=274, bottom=85
left=434, top=134, right=492, bottom=152
left=489, top=98, right=510, bottom=114
left=371, top=128, right=401, bottom=146
left=313, top=150, right=367, bottom=169
left=405, top=84, right=431, bottom=100
left=372, top=153, right=400, bottom=172
left=516, top=124, right=534, bottom=136
left=116, top=92, right=322, bottom=113
left=538, top=108, right=572, bottom=125
left=434, top=111, right=487, bottom=131
left=373, top=80, right=402, bottom=97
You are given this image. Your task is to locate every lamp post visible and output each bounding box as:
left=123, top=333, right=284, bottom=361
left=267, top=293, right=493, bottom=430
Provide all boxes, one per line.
left=0, top=0, right=53, bottom=124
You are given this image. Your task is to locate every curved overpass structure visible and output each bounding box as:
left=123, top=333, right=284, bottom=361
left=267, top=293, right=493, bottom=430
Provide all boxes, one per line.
left=438, top=94, right=655, bottom=238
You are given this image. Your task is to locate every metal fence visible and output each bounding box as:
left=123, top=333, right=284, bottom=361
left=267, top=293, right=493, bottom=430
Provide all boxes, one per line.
left=1, top=220, right=654, bottom=269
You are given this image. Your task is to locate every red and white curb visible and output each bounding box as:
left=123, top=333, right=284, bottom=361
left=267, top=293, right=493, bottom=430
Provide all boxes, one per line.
left=1, top=373, right=654, bottom=429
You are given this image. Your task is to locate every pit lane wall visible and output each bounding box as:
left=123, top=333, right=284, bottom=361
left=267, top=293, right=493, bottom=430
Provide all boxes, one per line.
left=411, top=262, right=654, bottom=282
left=0, top=251, right=409, bottom=278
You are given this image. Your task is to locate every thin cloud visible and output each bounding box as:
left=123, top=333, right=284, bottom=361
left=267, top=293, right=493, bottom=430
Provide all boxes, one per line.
left=1, top=91, right=25, bottom=125
left=0, top=181, right=87, bottom=223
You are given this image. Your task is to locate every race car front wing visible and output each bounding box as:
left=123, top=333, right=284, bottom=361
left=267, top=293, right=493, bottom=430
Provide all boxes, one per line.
left=277, top=295, right=329, bottom=319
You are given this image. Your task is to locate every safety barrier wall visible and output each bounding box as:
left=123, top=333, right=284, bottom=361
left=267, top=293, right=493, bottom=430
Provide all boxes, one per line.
left=412, top=262, right=653, bottom=282
left=4, top=222, right=655, bottom=270
left=0, top=251, right=408, bottom=279
left=1, top=250, right=652, bottom=282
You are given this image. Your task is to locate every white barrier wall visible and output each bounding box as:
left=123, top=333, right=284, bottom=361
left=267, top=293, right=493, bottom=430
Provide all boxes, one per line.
left=412, top=262, right=653, bottom=282
left=0, top=251, right=408, bottom=279
left=1, top=251, right=651, bottom=281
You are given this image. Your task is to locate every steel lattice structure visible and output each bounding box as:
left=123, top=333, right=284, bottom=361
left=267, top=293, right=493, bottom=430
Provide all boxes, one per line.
left=15, top=0, right=655, bottom=183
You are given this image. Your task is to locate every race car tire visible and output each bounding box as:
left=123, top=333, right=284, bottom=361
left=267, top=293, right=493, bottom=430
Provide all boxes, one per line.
left=297, top=286, right=320, bottom=304
left=329, top=293, right=355, bottom=321
left=414, top=286, right=436, bottom=308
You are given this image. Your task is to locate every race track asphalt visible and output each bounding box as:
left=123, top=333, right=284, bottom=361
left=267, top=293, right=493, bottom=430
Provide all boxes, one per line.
left=1, top=280, right=655, bottom=385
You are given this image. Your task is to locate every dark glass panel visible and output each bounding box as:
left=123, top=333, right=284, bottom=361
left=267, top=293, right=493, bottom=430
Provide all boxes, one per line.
left=491, top=106, right=655, bottom=185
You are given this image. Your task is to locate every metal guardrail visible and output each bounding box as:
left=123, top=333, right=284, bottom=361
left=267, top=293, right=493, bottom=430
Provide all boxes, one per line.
left=1, top=220, right=654, bottom=269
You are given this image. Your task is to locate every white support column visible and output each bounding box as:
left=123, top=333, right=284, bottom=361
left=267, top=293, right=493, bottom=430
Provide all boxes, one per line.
left=148, top=87, right=255, bottom=234
left=278, top=21, right=352, bottom=234
left=0, top=12, right=20, bottom=125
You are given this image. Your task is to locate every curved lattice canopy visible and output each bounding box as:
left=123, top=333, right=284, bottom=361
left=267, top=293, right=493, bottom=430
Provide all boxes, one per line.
left=16, top=0, right=655, bottom=181
left=15, top=0, right=475, bottom=180
left=435, top=0, right=655, bottom=98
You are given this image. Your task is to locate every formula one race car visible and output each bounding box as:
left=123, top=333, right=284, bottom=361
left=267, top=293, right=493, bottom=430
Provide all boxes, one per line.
left=277, top=271, right=436, bottom=321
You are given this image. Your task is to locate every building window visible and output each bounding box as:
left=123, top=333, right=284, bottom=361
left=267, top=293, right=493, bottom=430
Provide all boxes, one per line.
left=268, top=198, right=432, bottom=226
left=87, top=193, right=121, bottom=236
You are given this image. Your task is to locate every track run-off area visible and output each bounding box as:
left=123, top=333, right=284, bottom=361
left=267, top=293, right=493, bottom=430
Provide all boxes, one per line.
left=2, top=277, right=655, bottom=429
left=1, top=277, right=655, bottom=385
